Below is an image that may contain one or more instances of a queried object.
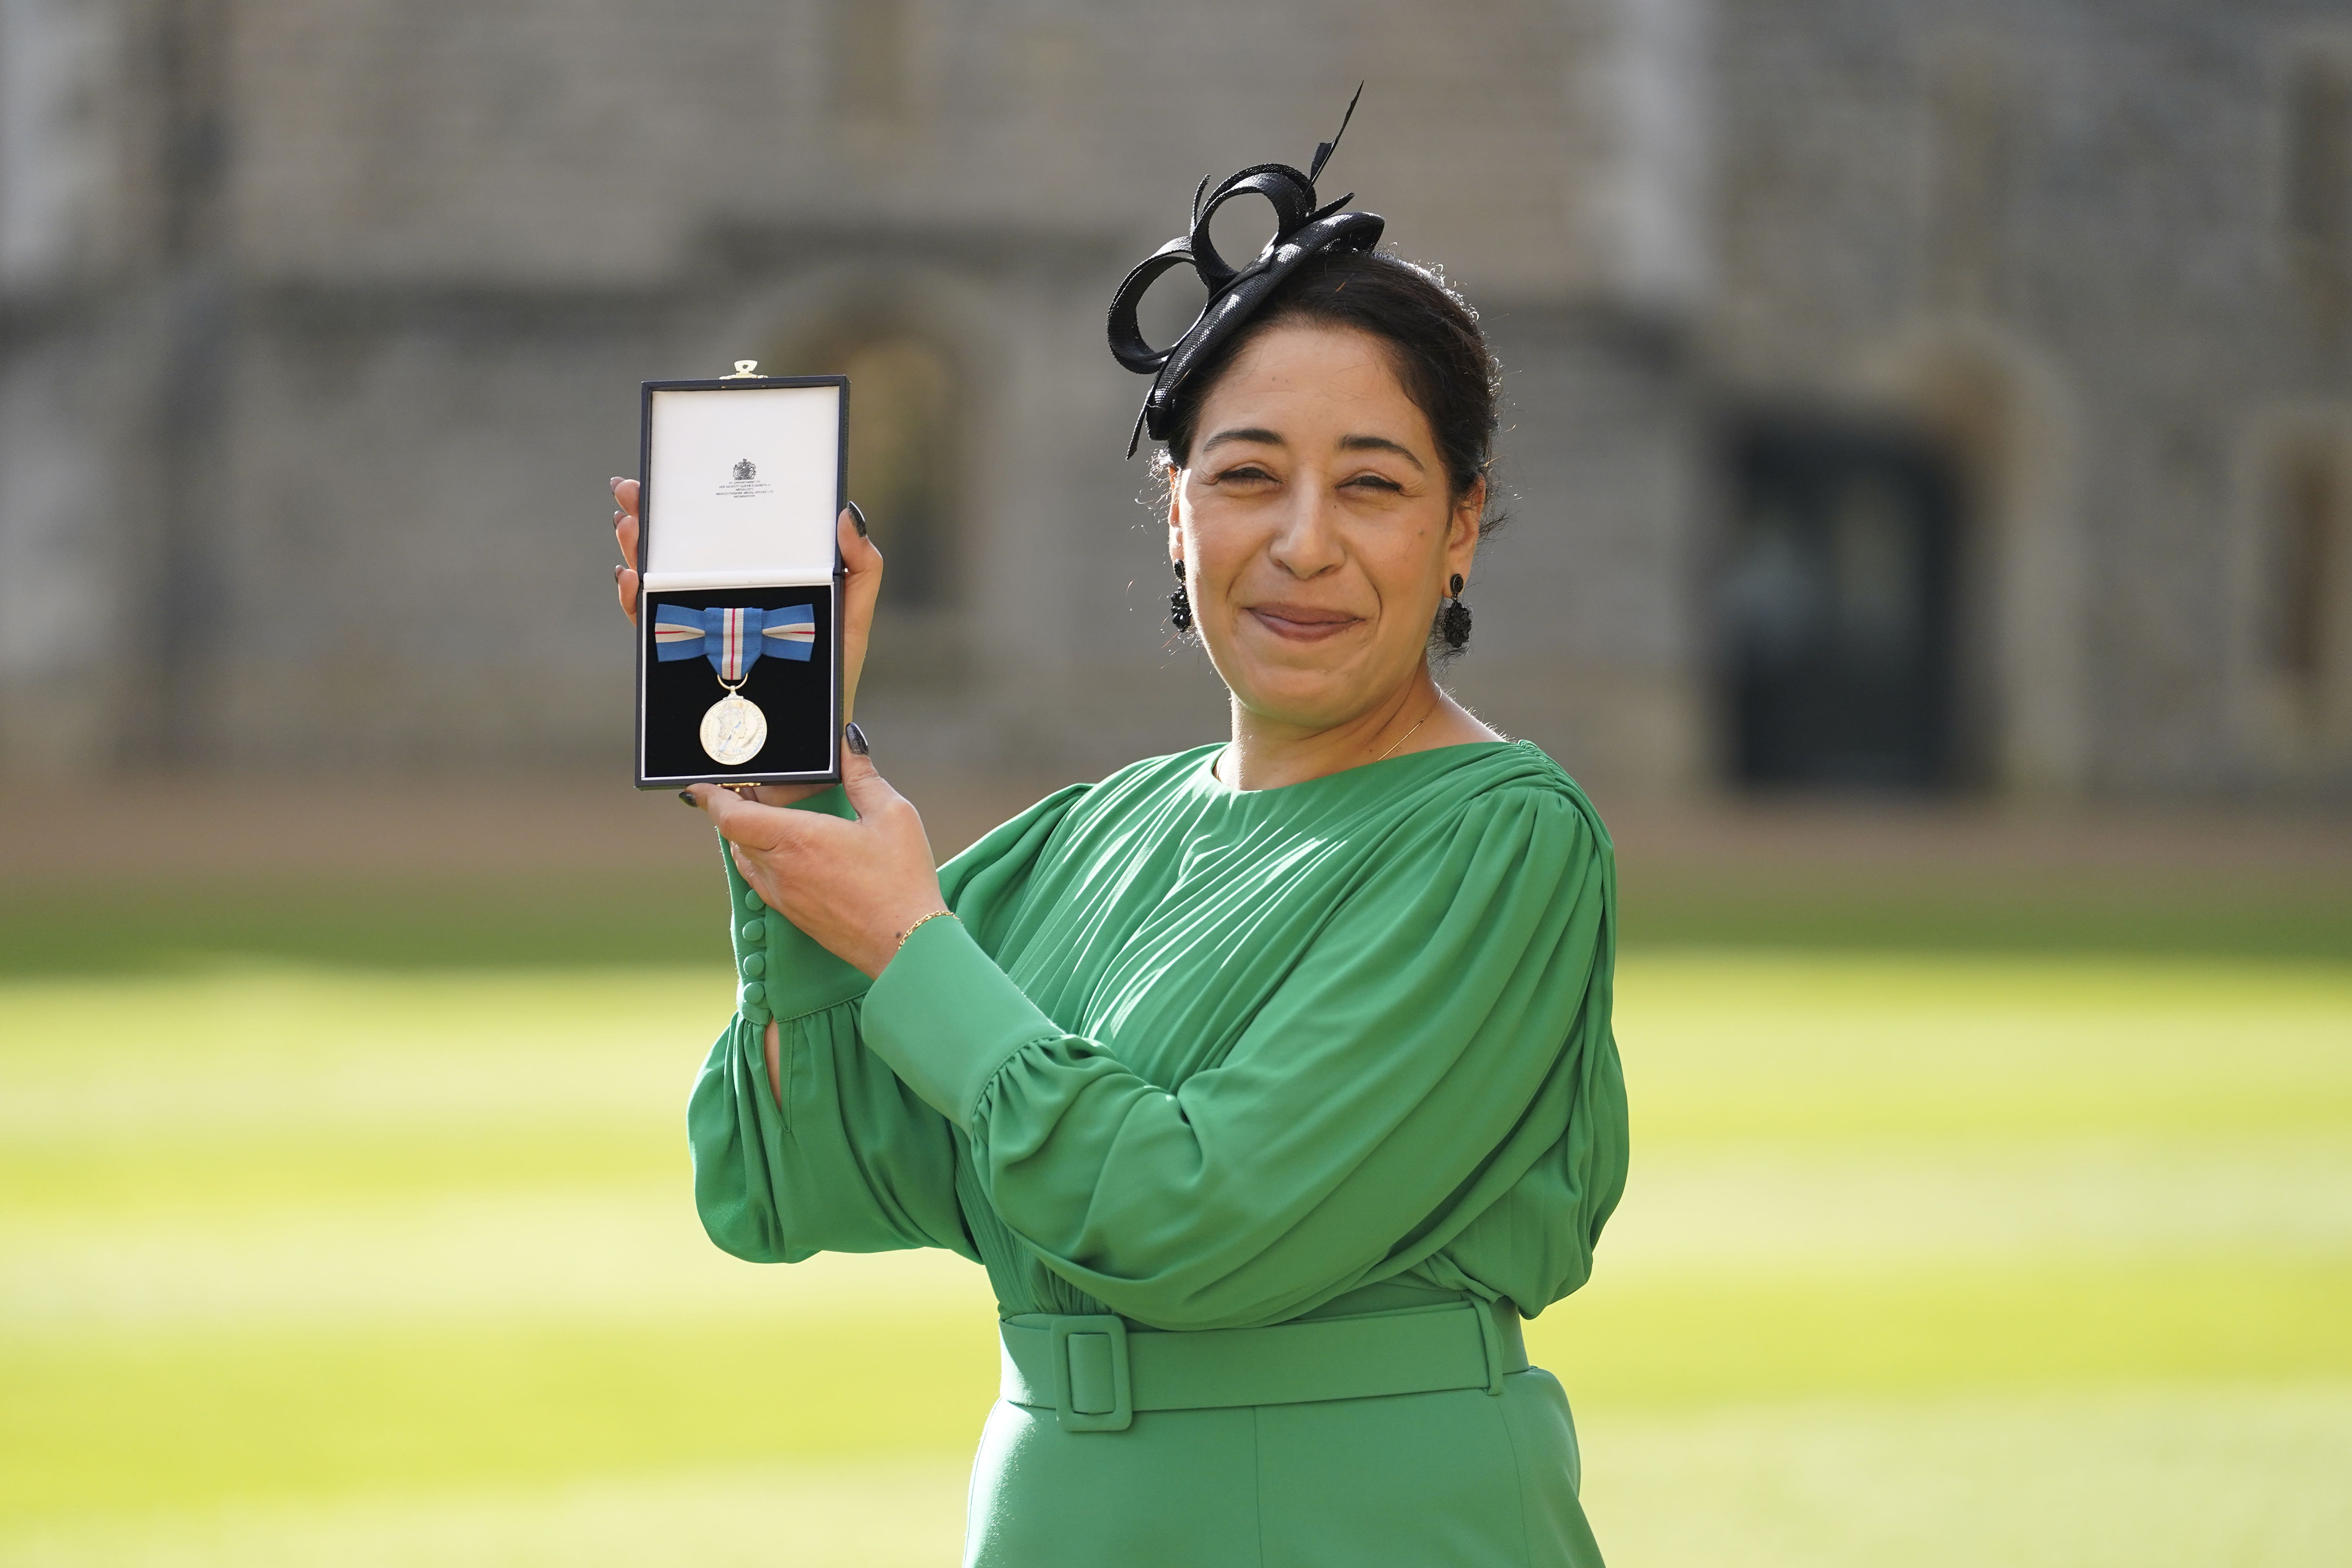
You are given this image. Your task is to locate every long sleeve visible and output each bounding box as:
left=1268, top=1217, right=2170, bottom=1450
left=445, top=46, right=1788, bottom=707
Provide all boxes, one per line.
left=856, top=784, right=1625, bottom=1331
left=687, top=783, right=1093, bottom=1266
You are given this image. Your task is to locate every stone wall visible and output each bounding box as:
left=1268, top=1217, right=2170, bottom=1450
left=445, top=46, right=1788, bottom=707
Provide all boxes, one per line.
left=1708, top=0, right=2352, bottom=799
left=4, top=0, right=2348, bottom=801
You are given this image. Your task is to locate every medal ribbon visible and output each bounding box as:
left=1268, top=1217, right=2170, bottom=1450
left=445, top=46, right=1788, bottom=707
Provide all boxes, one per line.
left=652, top=604, right=816, bottom=678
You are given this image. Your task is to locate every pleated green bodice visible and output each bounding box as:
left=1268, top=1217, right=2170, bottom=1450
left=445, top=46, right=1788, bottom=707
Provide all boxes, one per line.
left=689, top=739, right=1628, bottom=1333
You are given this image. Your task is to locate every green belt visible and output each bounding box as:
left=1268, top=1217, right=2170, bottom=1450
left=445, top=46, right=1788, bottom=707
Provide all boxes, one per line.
left=999, top=1299, right=1529, bottom=1433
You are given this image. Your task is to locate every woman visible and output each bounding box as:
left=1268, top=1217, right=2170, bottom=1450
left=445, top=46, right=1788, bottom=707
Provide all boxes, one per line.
left=609, top=123, right=1627, bottom=1568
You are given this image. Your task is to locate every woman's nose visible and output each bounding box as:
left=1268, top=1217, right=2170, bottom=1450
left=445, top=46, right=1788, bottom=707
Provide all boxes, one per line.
left=1267, top=486, right=1345, bottom=578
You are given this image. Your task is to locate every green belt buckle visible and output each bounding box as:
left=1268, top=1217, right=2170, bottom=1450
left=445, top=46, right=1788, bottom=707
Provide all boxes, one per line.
left=1048, top=1315, right=1133, bottom=1432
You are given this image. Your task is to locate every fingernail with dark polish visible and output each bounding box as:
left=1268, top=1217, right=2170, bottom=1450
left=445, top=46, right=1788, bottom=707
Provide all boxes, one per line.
left=847, top=501, right=869, bottom=537
left=844, top=721, right=870, bottom=756
left=614, top=563, right=624, bottom=582
left=609, top=477, right=624, bottom=491
left=677, top=788, right=699, bottom=807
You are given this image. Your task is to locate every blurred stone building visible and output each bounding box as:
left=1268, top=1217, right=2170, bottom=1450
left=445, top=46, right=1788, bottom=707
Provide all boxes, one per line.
left=2, top=0, right=2349, bottom=801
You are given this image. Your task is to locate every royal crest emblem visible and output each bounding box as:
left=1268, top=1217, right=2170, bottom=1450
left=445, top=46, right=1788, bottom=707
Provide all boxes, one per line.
left=732, top=457, right=757, bottom=482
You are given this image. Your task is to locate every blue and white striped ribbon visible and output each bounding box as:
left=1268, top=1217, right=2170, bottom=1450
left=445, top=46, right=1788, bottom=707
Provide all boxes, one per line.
left=652, top=603, right=816, bottom=679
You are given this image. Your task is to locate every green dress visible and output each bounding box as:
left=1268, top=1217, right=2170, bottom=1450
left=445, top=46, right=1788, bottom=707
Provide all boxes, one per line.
left=690, top=740, right=1629, bottom=1566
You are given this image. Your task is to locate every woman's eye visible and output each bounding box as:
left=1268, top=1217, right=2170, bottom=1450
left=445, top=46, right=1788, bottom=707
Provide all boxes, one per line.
left=1213, top=465, right=1276, bottom=485
left=1344, top=473, right=1405, bottom=493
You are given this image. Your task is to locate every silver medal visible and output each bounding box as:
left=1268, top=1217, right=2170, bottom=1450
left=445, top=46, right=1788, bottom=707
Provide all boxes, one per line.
left=699, top=692, right=768, bottom=765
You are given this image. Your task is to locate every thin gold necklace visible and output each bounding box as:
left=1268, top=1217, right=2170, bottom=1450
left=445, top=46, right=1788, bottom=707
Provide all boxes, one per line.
left=1374, top=710, right=1431, bottom=762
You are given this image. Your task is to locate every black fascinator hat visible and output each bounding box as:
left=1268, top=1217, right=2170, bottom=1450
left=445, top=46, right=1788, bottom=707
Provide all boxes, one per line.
left=1107, top=86, right=1383, bottom=458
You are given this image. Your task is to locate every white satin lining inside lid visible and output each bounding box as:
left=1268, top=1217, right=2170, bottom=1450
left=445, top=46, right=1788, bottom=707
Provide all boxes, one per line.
left=641, top=570, right=834, bottom=591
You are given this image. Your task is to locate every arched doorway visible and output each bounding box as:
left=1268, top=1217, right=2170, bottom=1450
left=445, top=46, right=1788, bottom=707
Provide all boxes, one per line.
left=1720, top=415, right=1964, bottom=789
left=797, top=330, right=960, bottom=609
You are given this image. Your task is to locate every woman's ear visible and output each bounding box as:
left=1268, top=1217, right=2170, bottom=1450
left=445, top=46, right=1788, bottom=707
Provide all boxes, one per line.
left=1166, top=459, right=1185, bottom=567
left=1447, top=477, right=1487, bottom=572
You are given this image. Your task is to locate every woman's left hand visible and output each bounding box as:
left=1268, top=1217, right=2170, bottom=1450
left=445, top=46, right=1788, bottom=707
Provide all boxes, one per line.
left=687, top=743, right=948, bottom=979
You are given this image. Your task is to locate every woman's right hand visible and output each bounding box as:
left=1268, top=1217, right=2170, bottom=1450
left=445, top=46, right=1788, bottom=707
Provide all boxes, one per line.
left=612, top=477, right=884, bottom=806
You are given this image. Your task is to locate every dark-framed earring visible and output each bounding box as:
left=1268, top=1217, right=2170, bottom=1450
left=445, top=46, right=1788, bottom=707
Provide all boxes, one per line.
left=1170, top=559, right=1194, bottom=632
left=1441, top=572, right=1472, bottom=649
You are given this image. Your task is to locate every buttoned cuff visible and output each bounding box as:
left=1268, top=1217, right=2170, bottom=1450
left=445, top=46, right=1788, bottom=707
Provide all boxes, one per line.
left=721, top=787, right=870, bottom=1027
left=861, top=914, right=1064, bottom=1130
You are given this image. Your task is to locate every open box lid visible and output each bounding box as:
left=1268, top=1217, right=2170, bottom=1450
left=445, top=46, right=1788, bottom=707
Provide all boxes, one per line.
left=642, top=380, right=843, bottom=591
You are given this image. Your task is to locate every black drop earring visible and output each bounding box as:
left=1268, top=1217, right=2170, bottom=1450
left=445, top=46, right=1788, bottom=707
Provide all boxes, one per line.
left=1170, top=560, right=1194, bottom=632
left=1441, top=572, right=1472, bottom=649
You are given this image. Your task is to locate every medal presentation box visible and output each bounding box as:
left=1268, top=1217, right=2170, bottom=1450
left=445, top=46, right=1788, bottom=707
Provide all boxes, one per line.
left=634, top=369, right=847, bottom=788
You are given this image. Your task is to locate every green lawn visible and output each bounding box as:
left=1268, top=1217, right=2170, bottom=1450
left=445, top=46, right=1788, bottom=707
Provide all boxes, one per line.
left=3, top=947, right=2348, bottom=1565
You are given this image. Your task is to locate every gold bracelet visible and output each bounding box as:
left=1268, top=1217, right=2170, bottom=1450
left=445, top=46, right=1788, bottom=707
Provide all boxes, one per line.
left=895, top=910, right=957, bottom=951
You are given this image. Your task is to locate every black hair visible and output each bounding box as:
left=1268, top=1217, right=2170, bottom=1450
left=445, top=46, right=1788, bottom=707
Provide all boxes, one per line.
left=1159, top=248, right=1503, bottom=539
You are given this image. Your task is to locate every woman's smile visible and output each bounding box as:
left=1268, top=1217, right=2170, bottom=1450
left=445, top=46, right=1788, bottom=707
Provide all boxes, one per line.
left=1243, top=600, right=1365, bottom=642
